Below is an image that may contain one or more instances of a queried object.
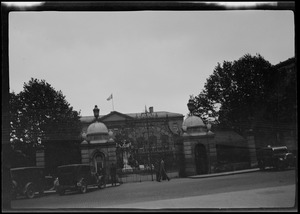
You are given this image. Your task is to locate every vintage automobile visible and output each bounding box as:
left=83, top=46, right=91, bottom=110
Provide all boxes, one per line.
left=56, top=164, right=105, bottom=195
left=258, top=146, right=295, bottom=170
left=10, top=167, right=45, bottom=199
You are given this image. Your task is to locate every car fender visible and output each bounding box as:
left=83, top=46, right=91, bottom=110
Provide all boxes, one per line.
left=11, top=180, right=18, bottom=197
left=12, top=180, right=17, bottom=188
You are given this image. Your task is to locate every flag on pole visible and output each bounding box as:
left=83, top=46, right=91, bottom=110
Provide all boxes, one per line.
left=107, top=94, right=113, bottom=101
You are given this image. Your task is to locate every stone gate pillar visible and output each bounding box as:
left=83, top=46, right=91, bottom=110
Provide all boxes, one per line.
left=182, top=129, right=216, bottom=176
left=207, top=133, right=217, bottom=173
left=36, top=148, right=45, bottom=167
left=246, top=129, right=258, bottom=168
left=80, top=140, right=90, bottom=164
left=182, top=136, right=194, bottom=176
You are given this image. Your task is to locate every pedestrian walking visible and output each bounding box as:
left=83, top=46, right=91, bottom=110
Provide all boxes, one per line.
left=99, top=166, right=106, bottom=188
left=110, top=163, right=117, bottom=186
left=155, top=159, right=161, bottom=182
left=157, top=158, right=170, bottom=182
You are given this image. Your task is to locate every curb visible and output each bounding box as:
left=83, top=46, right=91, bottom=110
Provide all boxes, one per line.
left=44, top=183, right=121, bottom=194
left=189, top=168, right=260, bottom=179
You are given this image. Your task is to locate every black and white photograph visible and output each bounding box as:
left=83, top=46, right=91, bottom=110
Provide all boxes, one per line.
left=2, top=1, right=297, bottom=212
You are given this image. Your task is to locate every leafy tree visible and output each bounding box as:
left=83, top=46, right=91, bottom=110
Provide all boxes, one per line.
left=193, top=54, right=276, bottom=134
left=9, top=78, right=82, bottom=169
left=193, top=54, right=296, bottom=149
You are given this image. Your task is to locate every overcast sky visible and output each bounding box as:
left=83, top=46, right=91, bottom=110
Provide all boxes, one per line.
left=8, top=7, right=294, bottom=117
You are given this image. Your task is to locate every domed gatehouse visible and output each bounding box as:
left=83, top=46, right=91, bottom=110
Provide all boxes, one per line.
left=182, top=97, right=257, bottom=177
left=80, top=105, right=116, bottom=176
left=182, top=98, right=217, bottom=176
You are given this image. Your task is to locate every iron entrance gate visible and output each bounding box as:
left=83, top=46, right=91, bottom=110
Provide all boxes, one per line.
left=116, top=149, right=179, bottom=183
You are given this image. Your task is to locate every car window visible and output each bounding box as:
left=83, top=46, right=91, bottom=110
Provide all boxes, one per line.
left=81, top=166, right=91, bottom=174
left=273, top=149, right=288, bottom=155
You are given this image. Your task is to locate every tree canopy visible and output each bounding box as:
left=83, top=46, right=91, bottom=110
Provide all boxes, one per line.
left=10, top=78, right=82, bottom=158
left=192, top=54, right=296, bottom=136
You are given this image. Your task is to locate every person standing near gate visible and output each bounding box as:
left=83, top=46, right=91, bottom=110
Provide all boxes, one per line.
left=158, top=158, right=170, bottom=182
left=99, top=166, right=106, bottom=188
left=110, top=163, right=117, bottom=186
left=155, top=159, right=161, bottom=182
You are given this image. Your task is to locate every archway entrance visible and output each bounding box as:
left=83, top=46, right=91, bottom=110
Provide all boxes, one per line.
left=195, top=144, right=208, bottom=175
left=92, top=152, right=105, bottom=173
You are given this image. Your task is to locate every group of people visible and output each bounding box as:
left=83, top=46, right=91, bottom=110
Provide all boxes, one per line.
left=98, top=158, right=170, bottom=185
left=97, top=163, right=118, bottom=187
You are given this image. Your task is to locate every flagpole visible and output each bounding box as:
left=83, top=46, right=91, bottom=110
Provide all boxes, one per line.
left=107, top=94, right=114, bottom=111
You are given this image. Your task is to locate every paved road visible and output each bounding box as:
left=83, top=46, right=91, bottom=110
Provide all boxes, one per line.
left=10, top=168, right=296, bottom=211
left=104, top=185, right=296, bottom=209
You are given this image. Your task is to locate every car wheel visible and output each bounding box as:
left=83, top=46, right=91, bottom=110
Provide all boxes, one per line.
left=26, top=184, right=35, bottom=199
left=11, top=190, right=17, bottom=200
left=278, top=161, right=286, bottom=171
left=97, top=179, right=102, bottom=189
left=98, top=181, right=105, bottom=189
left=58, top=187, right=65, bottom=196
left=275, top=164, right=281, bottom=171
left=39, top=188, right=44, bottom=197
left=97, top=177, right=104, bottom=189
left=98, top=182, right=105, bottom=189
left=79, top=182, right=87, bottom=194
left=259, top=161, right=265, bottom=170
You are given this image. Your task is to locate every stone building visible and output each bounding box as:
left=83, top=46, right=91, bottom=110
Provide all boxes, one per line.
left=80, top=106, right=184, bottom=173
left=76, top=104, right=257, bottom=178
left=254, top=57, right=297, bottom=154
left=36, top=105, right=257, bottom=178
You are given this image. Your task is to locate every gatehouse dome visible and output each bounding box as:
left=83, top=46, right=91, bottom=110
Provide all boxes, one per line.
left=86, top=122, right=108, bottom=136
left=182, top=115, right=206, bottom=128
left=86, top=121, right=110, bottom=144
left=182, top=115, right=207, bottom=135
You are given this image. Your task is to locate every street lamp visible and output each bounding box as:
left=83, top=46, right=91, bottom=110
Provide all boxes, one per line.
left=88, top=105, right=100, bottom=164
left=187, top=97, right=196, bottom=115
left=93, top=105, right=100, bottom=121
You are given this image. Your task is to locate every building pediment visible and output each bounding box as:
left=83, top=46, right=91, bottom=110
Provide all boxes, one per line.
left=100, top=111, right=133, bottom=122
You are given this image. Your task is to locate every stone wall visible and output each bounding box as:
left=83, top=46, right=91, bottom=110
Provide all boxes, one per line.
left=182, top=133, right=217, bottom=176
left=80, top=142, right=117, bottom=167
left=246, top=131, right=258, bottom=168
left=36, top=149, right=45, bottom=167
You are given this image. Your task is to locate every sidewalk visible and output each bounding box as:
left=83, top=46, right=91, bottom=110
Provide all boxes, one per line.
left=43, top=168, right=259, bottom=194
left=189, top=168, right=260, bottom=179
left=44, top=183, right=121, bottom=194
